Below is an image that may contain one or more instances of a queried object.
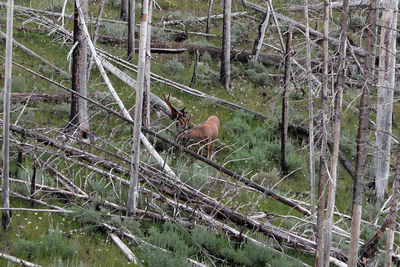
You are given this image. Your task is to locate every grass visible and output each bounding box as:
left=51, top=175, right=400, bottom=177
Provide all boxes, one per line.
left=0, top=0, right=394, bottom=265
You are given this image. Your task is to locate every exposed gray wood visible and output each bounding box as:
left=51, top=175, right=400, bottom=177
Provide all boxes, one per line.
left=109, top=233, right=139, bottom=263
left=347, top=0, right=377, bottom=265
left=127, top=0, right=149, bottom=215
left=324, top=0, right=349, bottom=264
left=372, top=0, right=398, bottom=202
left=0, top=252, right=42, bottom=267
left=220, top=0, right=232, bottom=92
left=2, top=0, right=13, bottom=231
left=303, top=0, right=316, bottom=221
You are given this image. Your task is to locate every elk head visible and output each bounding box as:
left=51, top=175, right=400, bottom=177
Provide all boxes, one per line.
left=164, top=93, right=193, bottom=131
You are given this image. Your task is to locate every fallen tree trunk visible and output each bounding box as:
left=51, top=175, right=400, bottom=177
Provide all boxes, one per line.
left=10, top=92, right=102, bottom=104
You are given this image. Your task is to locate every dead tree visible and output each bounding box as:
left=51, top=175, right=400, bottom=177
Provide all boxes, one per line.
left=127, top=0, right=135, bottom=61
left=303, top=0, right=316, bottom=222
left=251, top=2, right=270, bottom=61
left=315, top=0, right=330, bottom=265
left=281, top=24, right=292, bottom=176
left=347, top=0, right=377, bottom=265
left=372, top=0, right=398, bottom=202
left=127, top=0, right=150, bottom=215
left=205, top=0, right=213, bottom=35
left=2, top=0, right=13, bottom=231
left=120, top=0, right=128, bottom=21
left=324, top=0, right=349, bottom=264
left=69, top=0, right=90, bottom=139
left=220, top=0, right=231, bottom=92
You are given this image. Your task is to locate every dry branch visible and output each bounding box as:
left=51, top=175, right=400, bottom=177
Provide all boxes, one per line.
left=109, top=233, right=139, bottom=264
left=0, top=252, right=42, bottom=267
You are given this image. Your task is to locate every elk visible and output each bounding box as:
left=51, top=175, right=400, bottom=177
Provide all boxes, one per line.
left=179, top=115, right=220, bottom=158
left=164, top=94, right=220, bottom=158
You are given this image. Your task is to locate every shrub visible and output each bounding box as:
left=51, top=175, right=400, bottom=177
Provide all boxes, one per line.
left=103, top=22, right=127, bottom=38
left=12, top=76, right=26, bottom=93
left=141, top=248, right=187, bottom=267
left=163, top=59, right=185, bottom=76
left=231, top=22, right=248, bottom=47
left=201, top=52, right=212, bottom=64
left=196, top=63, right=220, bottom=87
left=245, top=61, right=276, bottom=86
left=223, top=111, right=305, bottom=172
left=151, top=27, right=169, bottom=42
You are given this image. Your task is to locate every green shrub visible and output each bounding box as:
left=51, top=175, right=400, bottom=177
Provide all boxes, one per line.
left=151, top=27, right=169, bottom=42
left=201, top=52, right=212, bottom=64
left=12, top=76, right=26, bottom=93
left=231, top=22, right=248, bottom=47
left=245, top=61, right=276, bottom=86
left=163, top=59, right=185, bottom=76
left=196, top=63, right=220, bottom=87
left=103, top=22, right=127, bottom=38
left=141, top=248, right=187, bottom=267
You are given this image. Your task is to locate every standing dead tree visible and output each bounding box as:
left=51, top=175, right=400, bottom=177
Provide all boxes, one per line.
left=220, top=0, right=231, bottom=92
left=2, top=0, right=13, bottom=231
left=372, top=0, right=398, bottom=202
left=69, top=0, right=90, bottom=139
left=347, top=0, right=378, bottom=265
left=281, top=24, right=292, bottom=176
left=127, top=0, right=150, bottom=215
left=324, top=0, right=349, bottom=264
left=315, top=1, right=330, bottom=265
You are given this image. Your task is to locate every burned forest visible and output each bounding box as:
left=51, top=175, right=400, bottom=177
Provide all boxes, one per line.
left=1, top=0, right=400, bottom=266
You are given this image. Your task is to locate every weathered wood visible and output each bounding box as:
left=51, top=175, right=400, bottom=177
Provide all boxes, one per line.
left=2, top=0, right=13, bottom=231
left=0, top=252, right=42, bottom=267
left=109, top=233, right=139, bottom=263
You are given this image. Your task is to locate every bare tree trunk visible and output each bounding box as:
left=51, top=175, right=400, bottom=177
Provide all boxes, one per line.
left=205, top=0, right=213, bottom=35
left=120, top=0, right=128, bottom=21
left=347, top=0, right=377, bottom=265
left=127, top=0, right=135, bottom=61
left=303, top=0, right=316, bottom=220
left=69, top=0, right=90, bottom=139
left=142, top=0, right=152, bottom=129
left=281, top=24, right=292, bottom=176
left=191, top=49, right=200, bottom=84
left=324, top=0, right=349, bottom=264
left=220, top=0, right=231, bottom=92
left=372, top=0, right=398, bottom=202
left=385, top=144, right=400, bottom=266
left=315, top=1, right=330, bottom=265
left=251, top=2, right=269, bottom=61
left=127, top=0, right=149, bottom=215
left=87, top=0, right=106, bottom=81
left=2, top=0, right=13, bottom=231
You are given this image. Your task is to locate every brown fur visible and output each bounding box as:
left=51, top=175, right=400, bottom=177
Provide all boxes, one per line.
left=182, top=116, right=220, bottom=158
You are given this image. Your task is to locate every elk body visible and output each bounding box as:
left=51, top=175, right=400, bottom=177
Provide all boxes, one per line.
left=181, top=115, right=220, bottom=158
left=164, top=94, right=220, bottom=158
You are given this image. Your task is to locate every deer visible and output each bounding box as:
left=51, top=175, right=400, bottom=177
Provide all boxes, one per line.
left=164, top=94, right=220, bottom=158
left=179, top=115, right=220, bottom=158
